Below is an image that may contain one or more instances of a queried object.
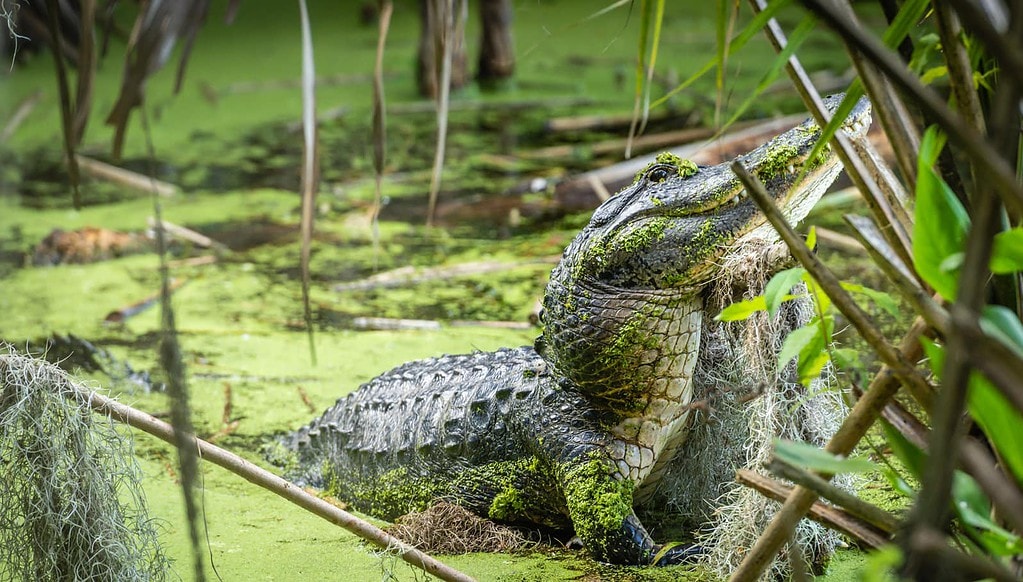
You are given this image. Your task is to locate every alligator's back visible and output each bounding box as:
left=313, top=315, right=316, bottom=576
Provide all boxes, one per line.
left=285, top=347, right=547, bottom=518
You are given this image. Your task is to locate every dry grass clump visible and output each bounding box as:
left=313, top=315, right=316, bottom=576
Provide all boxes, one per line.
left=0, top=346, right=167, bottom=581
left=387, top=501, right=532, bottom=554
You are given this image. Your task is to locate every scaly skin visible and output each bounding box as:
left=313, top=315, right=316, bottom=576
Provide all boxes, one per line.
left=283, top=95, right=872, bottom=565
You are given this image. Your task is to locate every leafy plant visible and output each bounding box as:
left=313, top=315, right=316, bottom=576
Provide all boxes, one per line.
left=654, top=0, right=1023, bottom=579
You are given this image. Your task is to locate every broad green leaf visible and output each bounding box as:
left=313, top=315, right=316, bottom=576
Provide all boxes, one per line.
left=953, top=471, right=1023, bottom=555
left=979, top=304, right=1023, bottom=355
left=805, top=225, right=817, bottom=251
left=831, top=347, right=863, bottom=371
left=801, top=271, right=832, bottom=313
left=970, top=307, right=1023, bottom=482
left=715, top=296, right=768, bottom=321
left=967, top=371, right=1023, bottom=485
left=840, top=281, right=901, bottom=317
left=764, top=267, right=806, bottom=318
left=912, top=126, right=969, bottom=300
left=774, top=438, right=877, bottom=474
left=796, top=320, right=832, bottom=385
left=990, top=227, right=1023, bottom=274
left=881, top=420, right=926, bottom=479
left=777, top=320, right=822, bottom=370
left=778, top=317, right=833, bottom=385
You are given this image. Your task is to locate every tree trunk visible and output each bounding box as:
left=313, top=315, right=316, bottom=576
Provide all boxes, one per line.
left=417, top=0, right=468, bottom=99
left=477, top=0, right=514, bottom=85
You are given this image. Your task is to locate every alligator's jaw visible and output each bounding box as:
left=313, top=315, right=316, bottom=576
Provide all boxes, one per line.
left=539, top=95, right=872, bottom=485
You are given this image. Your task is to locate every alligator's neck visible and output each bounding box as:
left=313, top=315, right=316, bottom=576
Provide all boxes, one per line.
left=539, top=265, right=702, bottom=484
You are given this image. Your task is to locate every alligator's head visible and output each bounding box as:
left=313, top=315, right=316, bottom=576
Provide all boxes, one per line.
left=563, top=95, right=871, bottom=292
left=538, top=95, right=871, bottom=410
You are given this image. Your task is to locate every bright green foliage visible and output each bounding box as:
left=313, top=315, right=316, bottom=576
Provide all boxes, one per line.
left=773, top=439, right=877, bottom=474
left=911, top=338, right=1023, bottom=555
left=764, top=267, right=806, bottom=318
left=990, top=228, right=1023, bottom=274
left=912, top=126, right=969, bottom=300
left=777, top=316, right=833, bottom=386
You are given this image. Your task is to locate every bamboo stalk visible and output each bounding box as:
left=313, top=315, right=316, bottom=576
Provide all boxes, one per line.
left=67, top=385, right=476, bottom=582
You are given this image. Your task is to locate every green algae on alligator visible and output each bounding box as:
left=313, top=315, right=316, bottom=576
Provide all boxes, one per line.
left=281, top=95, right=872, bottom=569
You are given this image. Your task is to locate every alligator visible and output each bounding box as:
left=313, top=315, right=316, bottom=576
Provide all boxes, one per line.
left=283, top=95, right=872, bottom=566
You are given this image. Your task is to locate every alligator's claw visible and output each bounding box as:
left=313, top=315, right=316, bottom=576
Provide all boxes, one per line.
left=652, top=542, right=705, bottom=566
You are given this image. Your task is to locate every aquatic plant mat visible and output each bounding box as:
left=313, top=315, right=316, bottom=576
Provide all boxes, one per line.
left=0, top=348, right=167, bottom=581
left=387, top=501, right=532, bottom=554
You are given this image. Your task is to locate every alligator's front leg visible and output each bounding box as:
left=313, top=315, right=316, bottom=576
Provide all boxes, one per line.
left=517, top=385, right=693, bottom=566
left=558, top=448, right=654, bottom=564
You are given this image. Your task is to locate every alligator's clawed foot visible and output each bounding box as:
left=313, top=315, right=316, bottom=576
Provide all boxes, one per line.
left=652, top=542, right=705, bottom=566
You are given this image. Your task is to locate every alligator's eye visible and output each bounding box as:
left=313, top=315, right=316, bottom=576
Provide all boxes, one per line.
left=647, top=165, right=672, bottom=183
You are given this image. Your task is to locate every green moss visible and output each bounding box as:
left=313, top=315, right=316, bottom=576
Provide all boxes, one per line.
left=756, top=144, right=800, bottom=180
left=633, top=153, right=699, bottom=184
left=562, top=452, right=635, bottom=555
left=337, top=467, right=444, bottom=518
left=489, top=486, right=527, bottom=521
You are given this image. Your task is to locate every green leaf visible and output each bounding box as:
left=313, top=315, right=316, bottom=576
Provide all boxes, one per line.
left=912, top=126, right=969, bottom=300
left=881, top=420, right=926, bottom=479
left=715, top=296, right=768, bottom=321
left=860, top=545, right=903, bottom=582
left=840, top=281, right=901, bottom=317
left=778, top=316, right=833, bottom=385
left=979, top=304, right=1023, bottom=355
left=880, top=0, right=929, bottom=49
left=990, top=228, right=1023, bottom=274
left=764, top=267, right=806, bottom=318
left=774, top=439, right=877, bottom=474
left=967, top=371, right=1023, bottom=485
left=801, top=271, right=832, bottom=313
left=831, top=347, right=863, bottom=371
left=953, top=472, right=1023, bottom=555
left=805, top=225, right=817, bottom=251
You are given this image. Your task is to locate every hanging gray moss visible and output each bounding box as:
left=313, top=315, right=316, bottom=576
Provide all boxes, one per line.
left=0, top=346, right=168, bottom=581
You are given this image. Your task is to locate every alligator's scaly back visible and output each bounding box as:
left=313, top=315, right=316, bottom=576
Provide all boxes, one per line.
left=283, top=95, right=871, bottom=567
